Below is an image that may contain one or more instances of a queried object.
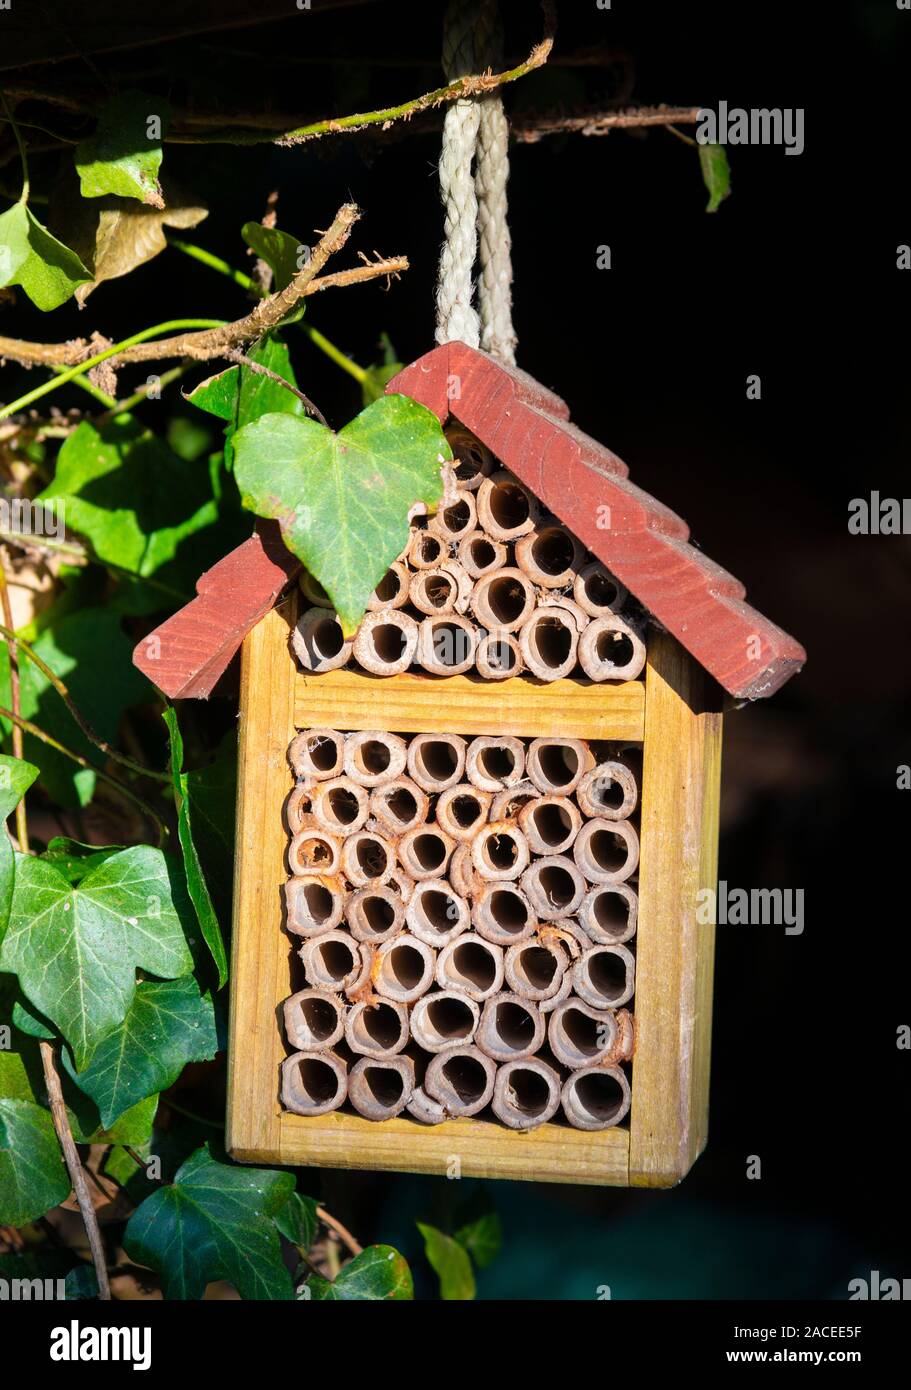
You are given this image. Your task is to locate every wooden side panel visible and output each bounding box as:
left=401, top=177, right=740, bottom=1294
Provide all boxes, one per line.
left=628, top=630, right=723, bottom=1187
left=295, top=668, right=645, bottom=741
left=226, top=598, right=297, bottom=1162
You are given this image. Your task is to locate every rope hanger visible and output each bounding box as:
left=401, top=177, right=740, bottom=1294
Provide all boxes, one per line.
left=436, top=0, right=517, bottom=365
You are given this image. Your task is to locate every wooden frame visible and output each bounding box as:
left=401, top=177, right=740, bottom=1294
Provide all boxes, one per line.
left=226, top=590, right=722, bottom=1187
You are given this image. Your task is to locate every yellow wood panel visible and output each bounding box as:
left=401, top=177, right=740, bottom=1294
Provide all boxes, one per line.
left=628, top=630, right=723, bottom=1187
left=296, top=667, right=645, bottom=740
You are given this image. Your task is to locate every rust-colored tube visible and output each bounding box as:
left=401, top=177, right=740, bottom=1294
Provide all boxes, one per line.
left=579, top=883, right=638, bottom=944
left=465, top=735, right=526, bottom=792
left=572, top=561, right=628, bottom=618
left=518, top=607, right=579, bottom=681
left=347, top=1054, right=415, bottom=1120
left=520, top=855, right=586, bottom=920
left=340, top=830, right=396, bottom=888
left=561, top=1065, right=631, bottom=1131
left=435, top=936, right=504, bottom=1001
left=576, top=761, right=638, bottom=820
left=398, top=824, right=455, bottom=880
left=470, top=567, right=536, bottom=633
left=281, top=1049, right=347, bottom=1117
left=405, top=879, right=470, bottom=948
left=526, top=737, right=594, bottom=795
left=457, top=529, right=507, bottom=579
left=292, top=606, right=353, bottom=673
left=471, top=882, right=538, bottom=945
left=476, top=471, right=540, bottom=540
left=343, top=730, right=407, bottom=788
left=424, top=1045, right=496, bottom=1118
left=475, top=631, right=523, bottom=680
left=471, top=820, right=531, bottom=881
left=503, top=938, right=569, bottom=1002
left=572, top=818, right=640, bottom=884
left=416, top=615, right=478, bottom=675
left=407, top=733, right=467, bottom=792
left=284, top=875, right=345, bottom=937
left=366, top=560, right=409, bottom=611
left=289, top=728, right=345, bottom=780
left=491, top=1057, right=562, bottom=1130
left=435, top=783, right=491, bottom=842
left=310, top=777, right=369, bottom=836
left=514, top=524, right=584, bottom=588
left=282, top=988, right=346, bottom=1051
left=517, top=795, right=581, bottom=855
left=299, top=931, right=365, bottom=992
left=546, top=998, right=618, bottom=1068
left=352, top=609, right=418, bottom=676
left=410, top=990, right=480, bottom=1052
left=374, top=934, right=436, bottom=1003
left=288, top=828, right=342, bottom=876
left=578, top=615, right=647, bottom=682
left=573, top=943, right=636, bottom=1009
left=344, top=998, right=409, bottom=1057
left=476, top=991, right=545, bottom=1062
left=344, top=886, right=404, bottom=943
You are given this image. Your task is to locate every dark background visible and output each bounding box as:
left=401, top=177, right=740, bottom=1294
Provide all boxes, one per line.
left=2, top=0, right=909, bottom=1298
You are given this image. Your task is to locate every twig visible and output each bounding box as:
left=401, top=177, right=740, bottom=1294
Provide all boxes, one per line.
left=316, top=1205, right=363, bottom=1258
left=510, top=103, right=703, bottom=143
left=0, top=551, right=29, bottom=851
left=39, top=1042, right=112, bottom=1301
left=0, top=622, right=170, bottom=783
left=222, top=350, right=328, bottom=427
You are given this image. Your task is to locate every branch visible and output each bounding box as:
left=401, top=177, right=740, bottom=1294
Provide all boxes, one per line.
left=222, top=350, right=328, bottom=426
left=510, top=103, right=703, bottom=143
left=316, top=1206, right=363, bottom=1258
left=0, top=552, right=28, bottom=851
left=40, top=1042, right=112, bottom=1301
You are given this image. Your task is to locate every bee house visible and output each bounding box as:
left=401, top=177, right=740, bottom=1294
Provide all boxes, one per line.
left=135, top=342, right=805, bottom=1187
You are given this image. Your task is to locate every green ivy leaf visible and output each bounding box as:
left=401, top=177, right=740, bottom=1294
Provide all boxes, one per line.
left=0, top=201, right=91, bottom=310
left=163, top=708, right=227, bottom=988
left=241, top=222, right=305, bottom=293
left=417, top=1222, right=476, bottom=1300
left=698, top=143, right=731, bottom=213
left=234, top=396, right=449, bottom=635
left=75, top=92, right=170, bottom=208
left=62, top=976, right=217, bottom=1128
left=453, top=1188, right=502, bottom=1269
left=273, top=1191, right=318, bottom=1251
left=185, top=731, right=236, bottom=929
left=0, top=755, right=39, bottom=944
left=186, top=335, right=303, bottom=471
left=65, top=1265, right=100, bottom=1300
left=40, top=838, right=124, bottom=885
left=305, top=1245, right=413, bottom=1301
left=0, top=846, right=194, bottom=1070
left=124, top=1144, right=295, bottom=1300
left=361, top=332, right=403, bottom=405
left=0, top=1097, right=70, bottom=1227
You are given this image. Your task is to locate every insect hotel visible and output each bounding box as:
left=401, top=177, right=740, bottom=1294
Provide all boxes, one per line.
left=135, top=342, right=805, bottom=1187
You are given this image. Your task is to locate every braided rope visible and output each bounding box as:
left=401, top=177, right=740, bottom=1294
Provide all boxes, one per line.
left=475, top=0, right=517, bottom=364
left=436, top=0, right=482, bottom=349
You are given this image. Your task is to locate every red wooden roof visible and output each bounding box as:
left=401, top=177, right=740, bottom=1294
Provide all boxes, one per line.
left=132, top=341, right=805, bottom=701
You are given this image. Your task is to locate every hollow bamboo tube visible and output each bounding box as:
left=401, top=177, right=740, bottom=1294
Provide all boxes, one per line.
left=347, top=1054, right=415, bottom=1120
left=576, top=762, right=638, bottom=820
left=547, top=594, right=588, bottom=632
left=288, top=827, right=342, bottom=876
left=409, top=567, right=458, bottom=616
left=281, top=1050, right=347, bottom=1117
left=366, top=560, right=410, bottom=611
left=504, top=938, right=569, bottom=1002
left=578, top=615, right=647, bottom=682
left=518, top=607, right=579, bottom=680
left=449, top=842, right=482, bottom=898
left=537, top=967, right=573, bottom=1014
left=299, top=931, right=365, bottom=992
left=446, top=425, right=496, bottom=491
left=284, top=874, right=345, bottom=937
left=489, top=779, right=538, bottom=821
left=352, top=609, right=419, bottom=675
left=465, top=735, right=526, bottom=792
left=344, top=998, right=410, bottom=1057
left=410, top=990, right=480, bottom=1052
left=416, top=614, right=478, bottom=675
left=471, top=882, right=538, bottom=945
left=457, top=530, right=507, bottom=579
left=514, top=524, right=584, bottom=588
left=476, top=470, right=540, bottom=540
left=374, top=934, right=436, bottom=1003
left=424, top=1045, right=496, bottom=1118
left=572, top=818, right=640, bottom=884
left=517, top=796, right=582, bottom=855
left=369, top=777, right=429, bottom=836
left=407, top=733, right=467, bottom=792
left=547, top=998, right=618, bottom=1068
left=398, top=825, right=455, bottom=880
left=470, top=567, right=536, bottom=633
left=386, top=869, right=416, bottom=904
left=579, top=883, right=638, bottom=944
left=343, top=730, right=407, bottom=788
left=405, top=879, right=470, bottom=948
left=429, top=488, right=477, bottom=541
left=408, top=528, right=446, bottom=570
left=491, top=1057, right=562, bottom=1130
left=573, top=943, right=636, bottom=1010
left=435, top=936, right=504, bottom=1002
left=292, top=607, right=353, bottom=673
left=471, top=820, right=531, bottom=882
left=526, top=737, right=594, bottom=795
left=476, top=991, right=545, bottom=1062
left=561, top=1065, right=631, bottom=1131
left=520, top=855, right=586, bottom=920
left=289, top=728, right=345, bottom=780
left=435, top=783, right=492, bottom=842
left=282, top=988, right=346, bottom=1051
left=344, top=886, right=404, bottom=943
left=441, top=560, right=473, bottom=615
left=475, top=631, right=523, bottom=680
left=573, top=561, right=628, bottom=618
left=310, top=777, right=369, bottom=836
left=340, top=830, right=396, bottom=887
left=285, top=783, right=313, bottom=835
left=299, top=570, right=331, bottom=607
left=406, top=1086, right=449, bottom=1125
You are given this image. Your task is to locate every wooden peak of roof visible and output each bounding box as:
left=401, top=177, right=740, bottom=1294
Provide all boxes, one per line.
left=132, top=341, right=805, bottom=702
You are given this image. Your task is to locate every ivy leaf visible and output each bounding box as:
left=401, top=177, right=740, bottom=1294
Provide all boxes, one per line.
left=453, top=1188, right=502, bottom=1269
left=417, top=1222, right=476, bottom=1300
left=241, top=222, right=305, bottom=293
left=163, top=708, right=227, bottom=987
left=0, top=201, right=91, bottom=310
left=124, top=1144, right=295, bottom=1300
left=65, top=1265, right=100, bottom=1300
left=185, top=731, right=236, bottom=929
left=698, top=143, right=731, bottom=213
left=0, top=846, right=194, bottom=1070
left=273, top=1191, right=318, bottom=1251
left=186, top=335, right=303, bottom=471
left=234, top=396, right=449, bottom=635
left=40, top=838, right=124, bottom=885
left=62, top=977, right=217, bottom=1128
left=361, top=332, right=403, bottom=406
left=0, top=754, right=39, bottom=944
left=305, top=1245, right=413, bottom=1301
left=0, top=1097, right=70, bottom=1227
left=75, top=91, right=170, bottom=208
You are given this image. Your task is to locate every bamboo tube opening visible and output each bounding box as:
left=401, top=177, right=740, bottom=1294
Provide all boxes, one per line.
left=466, top=735, right=525, bottom=791
left=281, top=1051, right=347, bottom=1116
left=430, top=491, right=477, bottom=540
left=299, top=571, right=331, bottom=607
left=353, top=611, right=417, bottom=675
left=406, top=881, right=468, bottom=947
left=519, top=609, right=578, bottom=679
left=425, top=1046, right=495, bottom=1116
left=344, top=730, right=407, bottom=787
left=370, top=778, right=427, bottom=835
left=437, top=937, right=504, bottom=1000
left=521, top=856, right=585, bottom=919
left=301, top=932, right=359, bottom=990
left=447, top=427, right=495, bottom=490
left=345, top=887, right=403, bottom=942
left=515, top=525, right=582, bottom=587
left=472, top=884, right=537, bottom=944
left=547, top=999, right=616, bottom=1068
left=505, top=942, right=565, bottom=1001
left=283, top=989, right=346, bottom=1050
left=417, top=616, right=478, bottom=674
left=375, top=937, right=435, bottom=1002
left=477, top=473, right=539, bottom=539
left=288, top=829, right=341, bottom=876
left=348, top=1055, right=415, bottom=1119
left=472, top=822, right=530, bottom=881
left=448, top=842, right=480, bottom=898
left=367, top=562, right=408, bottom=610
left=577, top=763, right=638, bottom=820
left=289, top=728, right=344, bottom=779
left=311, top=778, right=369, bottom=835
left=285, top=784, right=312, bottom=834
left=436, top=785, right=490, bottom=840
left=579, top=618, right=646, bottom=682
left=409, top=529, right=445, bottom=569
left=489, top=780, right=538, bottom=820
left=478, top=993, right=544, bottom=1060
left=475, top=632, right=522, bottom=679
left=408, top=734, right=466, bottom=791
left=407, top=1086, right=448, bottom=1125
left=410, top=568, right=458, bottom=615
left=458, top=531, right=506, bottom=578
left=491, top=1058, right=561, bottom=1129
left=574, top=944, right=635, bottom=1009
left=345, top=999, right=409, bottom=1056
left=293, top=607, right=352, bottom=673
left=527, top=738, right=591, bottom=794
left=411, top=991, right=479, bottom=1050
left=341, top=831, right=394, bottom=886
left=573, top=562, right=627, bottom=617
left=561, top=1066, right=631, bottom=1130
left=471, top=569, right=536, bottom=631
left=518, top=797, right=581, bottom=854
left=580, top=884, right=638, bottom=943
left=284, top=875, right=344, bottom=936
left=573, top=819, right=639, bottom=883
left=399, top=826, right=454, bottom=879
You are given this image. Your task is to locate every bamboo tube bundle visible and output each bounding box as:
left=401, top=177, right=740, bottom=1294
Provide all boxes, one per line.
left=280, top=726, right=643, bottom=1131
